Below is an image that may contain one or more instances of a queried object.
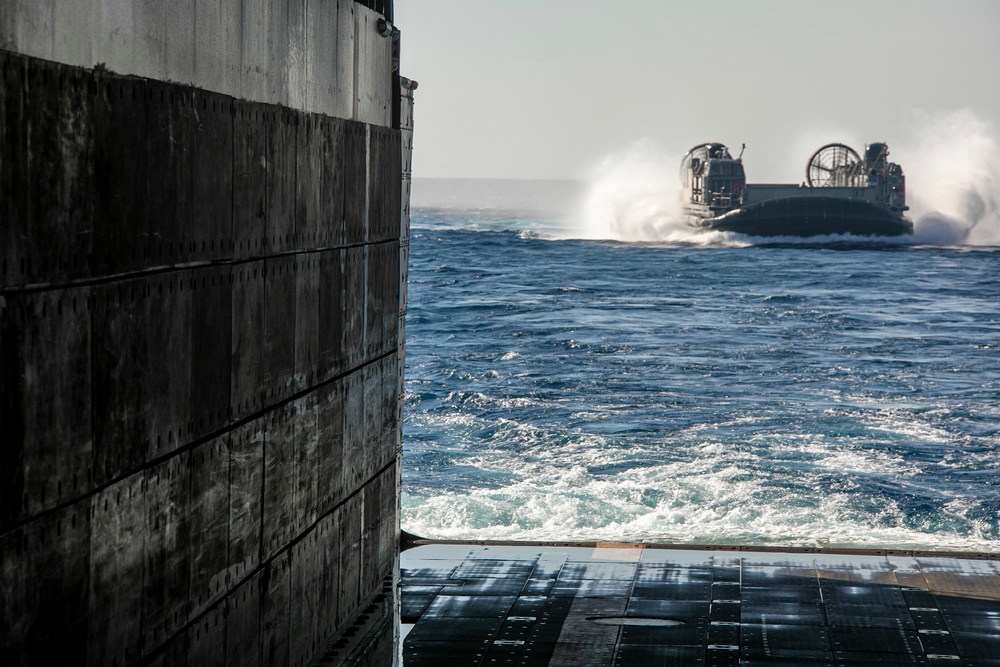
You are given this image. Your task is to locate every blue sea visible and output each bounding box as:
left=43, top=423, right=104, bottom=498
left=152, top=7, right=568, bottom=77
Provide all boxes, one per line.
left=400, top=178, right=1000, bottom=553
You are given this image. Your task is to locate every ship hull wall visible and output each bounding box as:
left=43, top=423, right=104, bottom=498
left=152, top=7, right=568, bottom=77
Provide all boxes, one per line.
left=0, top=2, right=411, bottom=664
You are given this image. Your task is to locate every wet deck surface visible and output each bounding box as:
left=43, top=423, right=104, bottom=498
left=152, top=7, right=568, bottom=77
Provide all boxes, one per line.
left=401, top=543, right=1000, bottom=666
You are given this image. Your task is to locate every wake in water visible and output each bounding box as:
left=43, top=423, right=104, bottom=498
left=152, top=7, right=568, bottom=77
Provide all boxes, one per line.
left=402, top=230, right=1000, bottom=552
left=573, top=110, right=1000, bottom=246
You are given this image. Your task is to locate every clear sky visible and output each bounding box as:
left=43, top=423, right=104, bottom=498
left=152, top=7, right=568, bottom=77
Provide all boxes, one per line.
left=394, top=0, right=1000, bottom=182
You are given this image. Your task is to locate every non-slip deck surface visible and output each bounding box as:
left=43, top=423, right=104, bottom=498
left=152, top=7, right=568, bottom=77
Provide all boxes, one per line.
left=401, top=544, right=1000, bottom=666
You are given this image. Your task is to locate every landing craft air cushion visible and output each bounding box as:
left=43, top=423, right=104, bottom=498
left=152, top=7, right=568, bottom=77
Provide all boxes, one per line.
left=681, top=142, right=913, bottom=236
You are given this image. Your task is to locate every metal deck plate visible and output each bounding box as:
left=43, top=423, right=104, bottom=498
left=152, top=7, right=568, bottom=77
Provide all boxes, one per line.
left=401, top=544, right=1000, bottom=666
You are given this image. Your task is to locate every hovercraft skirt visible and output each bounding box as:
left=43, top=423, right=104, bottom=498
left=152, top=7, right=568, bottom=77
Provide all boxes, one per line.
left=695, top=195, right=913, bottom=237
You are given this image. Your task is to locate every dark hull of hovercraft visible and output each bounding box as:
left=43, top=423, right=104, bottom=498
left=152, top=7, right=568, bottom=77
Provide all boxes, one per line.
left=692, top=195, right=913, bottom=237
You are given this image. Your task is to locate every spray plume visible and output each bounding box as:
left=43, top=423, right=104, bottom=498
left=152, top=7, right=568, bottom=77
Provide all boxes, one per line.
left=897, top=110, right=1000, bottom=245
left=572, top=141, right=699, bottom=242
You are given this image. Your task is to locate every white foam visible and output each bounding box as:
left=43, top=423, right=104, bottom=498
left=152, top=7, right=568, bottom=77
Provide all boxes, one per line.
left=402, top=423, right=998, bottom=551
left=896, top=110, right=1000, bottom=246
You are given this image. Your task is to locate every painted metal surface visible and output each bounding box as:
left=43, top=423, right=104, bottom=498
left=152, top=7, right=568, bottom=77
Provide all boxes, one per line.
left=0, top=0, right=391, bottom=123
left=402, top=543, right=1000, bottom=666
left=1, top=47, right=415, bottom=665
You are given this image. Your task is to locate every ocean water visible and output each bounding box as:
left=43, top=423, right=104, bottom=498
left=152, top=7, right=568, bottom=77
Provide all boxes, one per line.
left=401, top=177, right=1000, bottom=553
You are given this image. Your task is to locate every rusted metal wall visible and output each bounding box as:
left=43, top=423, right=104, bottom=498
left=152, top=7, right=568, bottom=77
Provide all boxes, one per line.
left=0, top=9, right=410, bottom=663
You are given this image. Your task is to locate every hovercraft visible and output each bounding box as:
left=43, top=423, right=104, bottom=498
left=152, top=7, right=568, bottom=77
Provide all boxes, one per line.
left=681, top=142, right=913, bottom=237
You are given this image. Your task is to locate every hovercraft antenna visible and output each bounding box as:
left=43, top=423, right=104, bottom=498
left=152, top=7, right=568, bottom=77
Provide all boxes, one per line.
left=737, top=143, right=746, bottom=161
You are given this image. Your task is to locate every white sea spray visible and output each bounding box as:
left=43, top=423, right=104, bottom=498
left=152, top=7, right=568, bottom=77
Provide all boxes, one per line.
left=896, top=110, right=1000, bottom=245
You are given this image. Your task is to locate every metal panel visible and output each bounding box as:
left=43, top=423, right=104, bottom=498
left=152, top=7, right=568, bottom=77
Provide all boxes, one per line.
left=266, top=0, right=291, bottom=107
left=402, top=640, right=490, bottom=667
left=312, top=511, right=340, bottom=642
left=21, top=59, right=95, bottom=285
left=361, top=469, right=382, bottom=593
left=742, top=623, right=832, bottom=659
left=131, top=0, right=167, bottom=81
left=233, top=101, right=269, bottom=261
left=318, top=249, right=344, bottom=381
left=225, top=572, right=262, bottom=667
left=295, top=112, right=320, bottom=252
left=144, top=633, right=187, bottom=667
left=164, top=0, right=195, bottom=86
left=0, top=52, right=26, bottom=290
left=189, top=90, right=233, bottom=264
left=93, top=72, right=147, bottom=277
left=186, top=604, right=226, bottom=666
left=91, top=278, right=150, bottom=485
left=353, top=5, right=391, bottom=127
left=368, top=126, right=401, bottom=242
left=342, top=121, right=367, bottom=245
left=294, top=253, right=320, bottom=392
left=145, top=271, right=193, bottom=462
left=2, top=0, right=54, bottom=62
left=439, top=577, right=528, bottom=598
left=263, top=402, right=296, bottom=561
left=142, top=451, right=191, bottom=654
left=422, top=594, right=519, bottom=620
left=950, top=630, right=1000, bottom=659
left=188, top=436, right=230, bottom=621
left=407, top=617, right=503, bottom=644
left=741, top=585, right=819, bottom=603
left=219, top=0, right=242, bottom=98
left=367, top=126, right=389, bottom=243
left=830, top=626, right=923, bottom=658
left=265, top=107, right=297, bottom=255
left=342, top=245, right=367, bottom=370
left=293, top=393, right=319, bottom=535
left=88, top=474, right=145, bottom=667
left=613, top=645, right=704, bottom=666
left=320, top=117, right=346, bottom=247
left=741, top=601, right=826, bottom=626
left=264, top=254, right=298, bottom=405
left=95, top=0, right=136, bottom=78
left=334, top=0, right=355, bottom=120
left=146, top=80, right=194, bottom=266
left=825, top=603, right=916, bottom=629
left=381, top=241, right=401, bottom=355
left=231, top=260, right=266, bottom=422
left=820, top=582, right=906, bottom=608
left=228, top=419, right=264, bottom=588
left=362, top=362, right=381, bottom=481
left=305, top=0, right=337, bottom=115
left=316, top=378, right=346, bottom=515
left=240, top=0, right=270, bottom=103
left=381, top=353, right=401, bottom=467
left=342, top=369, right=365, bottom=497
left=0, top=287, right=92, bottom=527
left=260, top=550, right=291, bottom=667
left=619, top=622, right=706, bottom=646
left=0, top=502, right=90, bottom=666
left=0, top=526, right=24, bottom=662
left=193, top=0, right=224, bottom=95
left=286, top=0, right=307, bottom=112
left=549, top=598, right=624, bottom=666
left=560, top=561, right=638, bottom=582
left=289, top=526, right=322, bottom=667
left=337, top=494, right=363, bottom=626
left=189, top=265, right=232, bottom=440
left=365, top=243, right=385, bottom=360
